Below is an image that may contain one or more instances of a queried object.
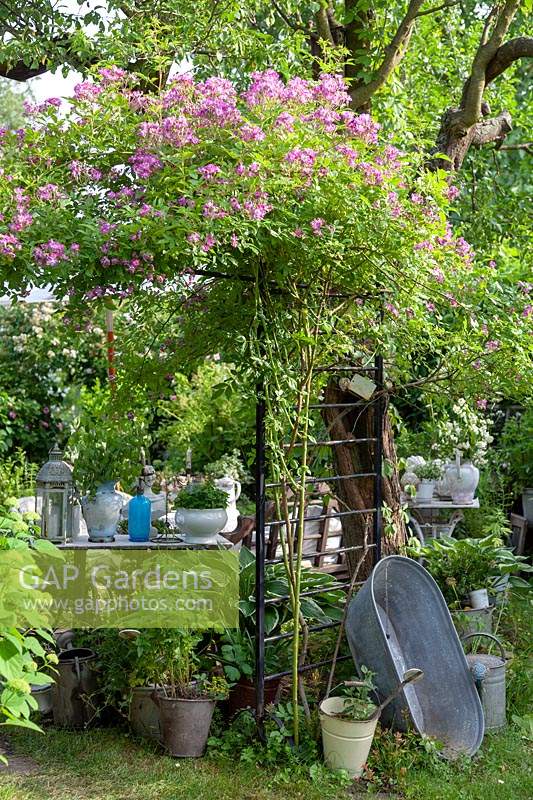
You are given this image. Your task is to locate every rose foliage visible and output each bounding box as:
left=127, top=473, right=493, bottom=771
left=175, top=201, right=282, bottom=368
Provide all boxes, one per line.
left=0, top=67, right=529, bottom=405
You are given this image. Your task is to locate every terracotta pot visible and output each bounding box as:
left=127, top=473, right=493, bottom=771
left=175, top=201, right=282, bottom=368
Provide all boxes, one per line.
left=227, top=678, right=281, bottom=716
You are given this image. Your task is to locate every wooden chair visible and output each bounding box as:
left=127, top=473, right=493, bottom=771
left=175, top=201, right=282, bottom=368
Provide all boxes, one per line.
left=509, top=513, right=528, bottom=556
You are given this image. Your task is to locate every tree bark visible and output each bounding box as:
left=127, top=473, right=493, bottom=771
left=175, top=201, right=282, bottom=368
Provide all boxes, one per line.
left=322, top=380, right=406, bottom=578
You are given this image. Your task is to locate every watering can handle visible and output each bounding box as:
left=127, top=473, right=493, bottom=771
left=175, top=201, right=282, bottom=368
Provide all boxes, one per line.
left=461, top=632, right=506, bottom=661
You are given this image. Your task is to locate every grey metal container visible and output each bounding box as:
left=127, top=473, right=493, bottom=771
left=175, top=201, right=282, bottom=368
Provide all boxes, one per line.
left=462, top=633, right=507, bottom=732
left=129, top=686, right=162, bottom=742
left=52, top=648, right=97, bottom=729
left=346, top=555, right=484, bottom=758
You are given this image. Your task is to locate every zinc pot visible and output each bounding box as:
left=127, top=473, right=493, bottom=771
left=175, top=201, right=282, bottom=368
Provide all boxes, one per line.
left=31, top=683, right=53, bottom=716
left=319, top=697, right=378, bottom=777
left=52, top=648, right=97, bottom=729
left=227, top=677, right=281, bottom=716
left=522, top=489, right=533, bottom=525
left=469, top=588, right=489, bottom=610
left=415, top=480, right=435, bottom=503
left=156, top=693, right=215, bottom=757
left=174, top=507, right=228, bottom=545
left=129, top=686, right=162, bottom=742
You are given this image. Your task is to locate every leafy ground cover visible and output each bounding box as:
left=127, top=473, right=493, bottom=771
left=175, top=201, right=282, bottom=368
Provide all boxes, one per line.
left=0, top=721, right=531, bottom=800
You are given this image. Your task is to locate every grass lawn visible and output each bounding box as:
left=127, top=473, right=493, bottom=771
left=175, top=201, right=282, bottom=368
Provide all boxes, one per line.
left=0, top=722, right=531, bottom=800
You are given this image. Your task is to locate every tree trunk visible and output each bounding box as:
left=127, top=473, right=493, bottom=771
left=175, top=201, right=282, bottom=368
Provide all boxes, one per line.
left=322, top=381, right=406, bottom=578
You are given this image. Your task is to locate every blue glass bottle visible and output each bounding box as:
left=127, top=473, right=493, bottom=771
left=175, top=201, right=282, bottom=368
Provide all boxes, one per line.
left=128, top=482, right=151, bottom=542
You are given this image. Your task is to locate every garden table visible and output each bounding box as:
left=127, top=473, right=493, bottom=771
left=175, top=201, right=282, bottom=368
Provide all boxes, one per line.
left=58, top=532, right=232, bottom=549
left=406, top=497, right=479, bottom=544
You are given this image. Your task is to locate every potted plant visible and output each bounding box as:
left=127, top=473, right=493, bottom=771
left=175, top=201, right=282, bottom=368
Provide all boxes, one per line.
left=217, top=629, right=288, bottom=714
left=174, top=480, right=229, bottom=544
left=413, top=461, right=442, bottom=503
left=405, top=534, right=532, bottom=631
left=134, top=630, right=227, bottom=757
left=319, top=666, right=379, bottom=777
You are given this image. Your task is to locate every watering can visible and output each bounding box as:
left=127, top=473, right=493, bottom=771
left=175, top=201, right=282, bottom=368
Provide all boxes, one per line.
left=462, top=632, right=507, bottom=732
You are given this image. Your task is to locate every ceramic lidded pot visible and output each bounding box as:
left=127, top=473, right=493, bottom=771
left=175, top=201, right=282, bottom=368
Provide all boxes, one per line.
left=81, top=481, right=126, bottom=542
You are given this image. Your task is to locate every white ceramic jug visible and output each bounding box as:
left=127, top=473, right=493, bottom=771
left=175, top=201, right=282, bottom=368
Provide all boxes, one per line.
left=215, top=476, right=242, bottom=533
left=444, top=461, right=479, bottom=504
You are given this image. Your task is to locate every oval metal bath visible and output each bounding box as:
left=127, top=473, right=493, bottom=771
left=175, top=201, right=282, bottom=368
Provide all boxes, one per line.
left=346, top=555, right=484, bottom=757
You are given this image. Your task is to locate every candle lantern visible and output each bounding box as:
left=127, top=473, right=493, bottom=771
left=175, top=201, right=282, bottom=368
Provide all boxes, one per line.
left=35, top=444, right=75, bottom=544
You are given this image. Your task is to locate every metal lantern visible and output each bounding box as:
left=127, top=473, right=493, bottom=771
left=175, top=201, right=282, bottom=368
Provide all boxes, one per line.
left=35, top=444, right=75, bottom=544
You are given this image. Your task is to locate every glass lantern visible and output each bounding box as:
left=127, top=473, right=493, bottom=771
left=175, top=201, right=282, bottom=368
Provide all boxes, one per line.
left=35, top=444, right=75, bottom=544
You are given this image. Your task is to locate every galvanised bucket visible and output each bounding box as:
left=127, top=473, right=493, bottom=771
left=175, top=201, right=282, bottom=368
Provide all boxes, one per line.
left=462, top=633, right=507, bottom=732
left=346, top=556, right=484, bottom=758
left=52, top=648, right=97, bottom=728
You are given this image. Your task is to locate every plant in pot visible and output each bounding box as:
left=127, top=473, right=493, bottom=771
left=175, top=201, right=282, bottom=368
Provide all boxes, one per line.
left=174, top=480, right=229, bottom=545
left=319, top=666, right=379, bottom=777
left=216, top=628, right=289, bottom=714
left=405, top=534, right=532, bottom=632
left=135, top=629, right=227, bottom=757
left=215, top=547, right=344, bottom=712
left=67, top=381, right=150, bottom=542
left=412, top=461, right=442, bottom=503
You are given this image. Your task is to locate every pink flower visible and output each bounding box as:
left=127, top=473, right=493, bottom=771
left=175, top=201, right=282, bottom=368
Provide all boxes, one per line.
left=488, top=260, right=496, bottom=269
left=523, top=305, right=532, bottom=318
left=385, top=302, right=399, bottom=318
left=444, top=185, right=459, bottom=201
left=198, top=164, right=221, bottom=180
left=313, top=73, right=350, bottom=108
left=187, top=232, right=201, bottom=245
left=33, top=240, right=69, bottom=267
left=129, top=149, right=162, bottom=179
left=202, top=233, right=216, bottom=252
left=425, top=302, right=436, bottom=312
left=285, top=147, right=318, bottom=168
left=431, top=267, right=444, bottom=283
left=8, top=410, right=16, bottom=420
left=243, top=70, right=285, bottom=106
left=476, top=399, right=488, bottom=410
left=74, top=82, right=103, bottom=101
left=485, top=340, right=499, bottom=351
left=342, top=111, right=380, bottom=143
left=275, top=112, right=295, bottom=130
left=410, top=193, right=424, bottom=205
left=310, top=218, right=325, bottom=235
left=240, top=124, right=265, bottom=142
left=292, top=228, right=304, bottom=238
left=37, top=183, right=61, bottom=201
left=230, top=233, right=239, bottom=248
left=98, top=66, right=127, bottom=84
left=472, top=360, right=481, bottom=370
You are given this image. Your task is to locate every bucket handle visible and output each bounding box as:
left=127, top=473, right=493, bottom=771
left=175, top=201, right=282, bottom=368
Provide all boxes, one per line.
left=461, top=632, right=505, bottom=661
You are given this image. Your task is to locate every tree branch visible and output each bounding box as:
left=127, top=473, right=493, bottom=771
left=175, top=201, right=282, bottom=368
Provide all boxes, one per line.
left=485, top=36, right=533, bottom=84
left=415, top=0, right=459, bottom=18
left=497, top=140, right=532, bottom=152
left=460, top=0, right=520, bottom=128
left=349, top=0, right=425, bottom=110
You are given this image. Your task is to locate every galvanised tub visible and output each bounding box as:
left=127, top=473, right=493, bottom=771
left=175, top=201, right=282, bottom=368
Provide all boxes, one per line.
left=346, top=555, right=484, bottom=757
